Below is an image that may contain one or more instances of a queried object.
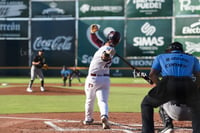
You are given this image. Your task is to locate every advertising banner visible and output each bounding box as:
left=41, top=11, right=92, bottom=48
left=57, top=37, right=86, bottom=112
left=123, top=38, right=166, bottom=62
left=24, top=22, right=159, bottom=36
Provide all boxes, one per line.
left=126, top=0, right=172, bottom=17
left=0, top=40, right=28, bottom=66
left=0, top=0, right=28, bottom=18
left=129, top=58, right=153, bottom=67
left=78, top=20, right=124, bottom=67
left=126, top=19, right=172, bottom=57
left=79, top=0, right=124, bottom=17
left=175, top=17, right=200, bottom=36
left=31, top=20, right=75, bottom=66
left=174, top=38, right=200, bottom=57
left=32, top=1, right=75, bottom=18
left=0, top=21, right=28, bottom=38
left=174, top=0, right=200, bottom=16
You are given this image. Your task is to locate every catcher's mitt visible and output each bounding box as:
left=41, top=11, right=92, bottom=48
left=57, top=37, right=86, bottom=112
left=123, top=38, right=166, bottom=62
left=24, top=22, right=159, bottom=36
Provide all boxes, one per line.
left=90, top=24, right=100, bottom=33
left=42, top=64, right=48, bottom=70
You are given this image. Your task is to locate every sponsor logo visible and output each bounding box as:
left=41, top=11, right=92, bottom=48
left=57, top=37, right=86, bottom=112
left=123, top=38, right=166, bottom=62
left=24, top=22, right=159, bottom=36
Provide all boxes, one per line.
left=33, top=36, right=73, bottom=51
left=185, top=41, right=200, bottom=54
left=182, top=20, right=200, bottom=34
left=80, top=4, right=123, bottom=13
left=179, top=0, right=200, bottom=12
left=131, top=0, right=165, bottom=10
left=141, top=22, right=156, bottom=36
left=0, top=22, right=20, bottom=32
left=42, top=2, right=65, bottom=15
left=87, top=24, right=115, bottom=49
left=133, top=22, right=164, bottom=54
left=85, top=25, right=120, bottom=65
left=0, top=1, right=27, bottom=17
left=0, top=21, right=26, bottom=37
left=130, top=59, right=153, bottom=67
left=81, top=54, right=119, bottom=64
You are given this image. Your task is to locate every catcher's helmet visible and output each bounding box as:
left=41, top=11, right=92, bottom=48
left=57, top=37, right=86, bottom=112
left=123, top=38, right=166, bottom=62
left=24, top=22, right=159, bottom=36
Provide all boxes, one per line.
left=166, top=42, right=183, bottom=52
left=107, top=31, right=121, bottom=46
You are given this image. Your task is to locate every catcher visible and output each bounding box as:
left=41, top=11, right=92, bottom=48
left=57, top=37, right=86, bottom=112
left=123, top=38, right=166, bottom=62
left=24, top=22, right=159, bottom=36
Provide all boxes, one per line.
left=159, top=101, right=192, bottom=133
left=26, top=50, right=48, bottom=92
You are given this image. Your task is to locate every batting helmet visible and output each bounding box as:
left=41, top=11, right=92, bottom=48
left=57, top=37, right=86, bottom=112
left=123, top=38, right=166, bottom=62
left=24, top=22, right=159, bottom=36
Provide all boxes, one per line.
left=166, top=42, right=184, bottom=52
left=107, top=31, right=121, bottom=46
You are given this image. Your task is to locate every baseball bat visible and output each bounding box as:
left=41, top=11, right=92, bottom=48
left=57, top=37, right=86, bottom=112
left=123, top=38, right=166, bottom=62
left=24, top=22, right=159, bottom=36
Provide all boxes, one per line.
left=115, top=53, right=154, bottom=85
left=89, top=25, right=153, bottom=84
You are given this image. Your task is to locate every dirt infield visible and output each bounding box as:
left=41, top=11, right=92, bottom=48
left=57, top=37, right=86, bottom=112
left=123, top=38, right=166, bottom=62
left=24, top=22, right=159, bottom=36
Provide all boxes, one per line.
left=0, top=83, right=192, bottom=133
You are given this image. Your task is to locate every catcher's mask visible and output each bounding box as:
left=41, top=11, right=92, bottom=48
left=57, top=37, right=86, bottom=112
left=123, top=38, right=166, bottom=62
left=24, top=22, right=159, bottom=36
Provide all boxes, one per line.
left=107, top=31, right=121, bottom=46
left=166, top=42, right=184, bottom=52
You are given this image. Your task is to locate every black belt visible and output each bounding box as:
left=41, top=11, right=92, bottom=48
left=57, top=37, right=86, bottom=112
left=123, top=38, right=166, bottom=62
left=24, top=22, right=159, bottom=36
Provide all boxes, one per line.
left=163, top=76, right=191, bottom=80
left=90, top=73, right=110, bottom=76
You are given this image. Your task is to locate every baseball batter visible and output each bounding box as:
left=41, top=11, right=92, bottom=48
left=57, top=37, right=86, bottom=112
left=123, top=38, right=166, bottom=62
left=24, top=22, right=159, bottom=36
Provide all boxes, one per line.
left=83, top=25, right=121, bottom=129
left=27, top=50, right=47, bottom=92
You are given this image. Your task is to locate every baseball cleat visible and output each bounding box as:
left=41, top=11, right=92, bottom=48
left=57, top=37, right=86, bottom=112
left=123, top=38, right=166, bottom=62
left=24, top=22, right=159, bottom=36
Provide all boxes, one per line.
left=40, top=87, right=45, bottom=92
left=83, top=119, right=94, bottom=125
left=26, top=88, right=33, bottom=92
left=101, top=115, right=110, bottom=129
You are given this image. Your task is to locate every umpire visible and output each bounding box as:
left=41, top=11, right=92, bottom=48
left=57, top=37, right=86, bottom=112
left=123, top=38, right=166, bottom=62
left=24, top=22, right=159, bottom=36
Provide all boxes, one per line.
left=141, top=42, right=200, bottom=133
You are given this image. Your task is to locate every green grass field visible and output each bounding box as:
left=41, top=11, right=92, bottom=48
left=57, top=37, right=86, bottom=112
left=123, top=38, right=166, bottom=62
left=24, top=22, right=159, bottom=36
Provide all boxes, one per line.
left=0, top=77, right=151, bottom=114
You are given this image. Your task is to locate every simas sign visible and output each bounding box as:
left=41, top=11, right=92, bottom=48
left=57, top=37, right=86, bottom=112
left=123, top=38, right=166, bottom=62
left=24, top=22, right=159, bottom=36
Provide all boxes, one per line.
left=175, top=17, right=200, bottom=36
left=0, top=0, right=28, bottom=17
left=175, top=0, right=200, bottom=15
left=133, top=22, right=164, bottom=49
left=126, top=19, right=172, bottom=57
left=126, top=0, right=172, bottom=17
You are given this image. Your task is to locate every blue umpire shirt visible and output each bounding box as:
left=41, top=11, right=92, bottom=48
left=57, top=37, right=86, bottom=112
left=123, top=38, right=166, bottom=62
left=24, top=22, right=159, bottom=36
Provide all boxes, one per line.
left=61, top=69, right=72, bottom=77
left=152, top=50, right=200, bottom=77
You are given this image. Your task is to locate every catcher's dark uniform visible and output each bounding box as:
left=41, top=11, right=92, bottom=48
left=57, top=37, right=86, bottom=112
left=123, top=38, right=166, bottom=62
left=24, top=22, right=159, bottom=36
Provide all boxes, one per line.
left=30, top=55, right=46, bottom=80
left=141, top=42, right=200, bottom=133
left=69, top=69, right=81, bottom=87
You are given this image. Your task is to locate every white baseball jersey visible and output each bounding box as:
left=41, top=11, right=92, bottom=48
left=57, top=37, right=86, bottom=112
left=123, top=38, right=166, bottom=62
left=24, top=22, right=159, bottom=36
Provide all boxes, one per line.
left=88, top=45, right=115, bottom=75
left=84, top=44, right=115, bottom=122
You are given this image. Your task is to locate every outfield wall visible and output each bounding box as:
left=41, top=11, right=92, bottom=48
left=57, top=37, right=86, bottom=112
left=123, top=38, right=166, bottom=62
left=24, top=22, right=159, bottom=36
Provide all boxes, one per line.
left=0, top=0, right=199, bottom=76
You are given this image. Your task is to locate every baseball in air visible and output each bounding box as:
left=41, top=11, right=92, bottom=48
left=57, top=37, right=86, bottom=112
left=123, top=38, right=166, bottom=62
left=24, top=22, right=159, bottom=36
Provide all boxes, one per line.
left=103, top=27, right=115, bottom=37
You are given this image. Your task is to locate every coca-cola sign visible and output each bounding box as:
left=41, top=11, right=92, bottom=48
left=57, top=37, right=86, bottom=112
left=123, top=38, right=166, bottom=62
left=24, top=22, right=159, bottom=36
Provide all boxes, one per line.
left=31, top=20, right=75, bottom=66
left=33, top=36, right=73, bottom=51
